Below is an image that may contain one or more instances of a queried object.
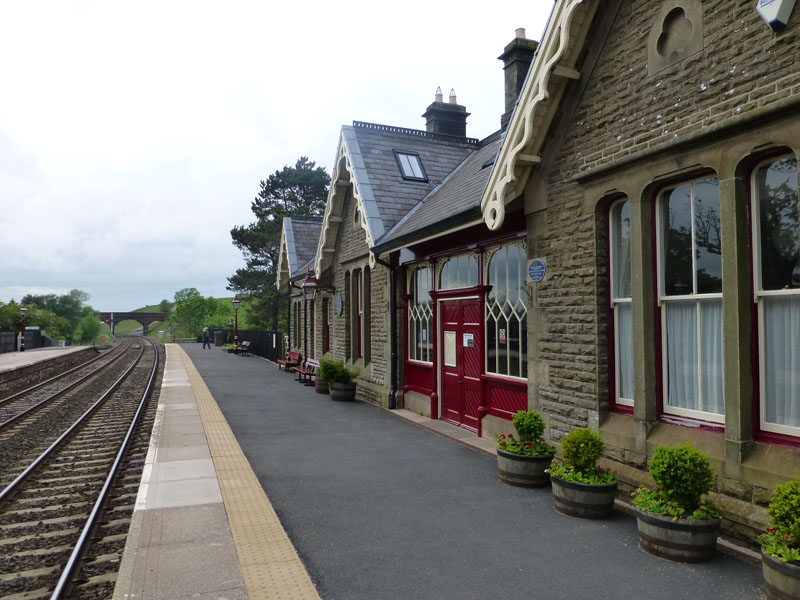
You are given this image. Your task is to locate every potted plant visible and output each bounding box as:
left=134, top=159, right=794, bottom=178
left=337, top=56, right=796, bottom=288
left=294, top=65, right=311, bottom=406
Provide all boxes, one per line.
left=496, top=409, right=555, bottom=487
left=548, top=428, right=617, bottom=519
left=318, top=360, right=358, bottom=402
left=632, top=443, right=720, bottom=563
left=759, top=477, right=800, bottom=599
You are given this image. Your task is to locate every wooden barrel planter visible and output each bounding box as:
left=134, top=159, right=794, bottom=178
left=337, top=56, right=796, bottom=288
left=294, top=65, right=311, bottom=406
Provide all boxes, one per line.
left=315, top=378, right=329, bottom=394
left=496, top=449, right=551, bottom=487
left=762, top=550, right=800, bottom=599
left=551, top=477, right=617, bottom=519
left=636, top=509, right=720, bottom=563
left=329, top=382, right=356, bottom=402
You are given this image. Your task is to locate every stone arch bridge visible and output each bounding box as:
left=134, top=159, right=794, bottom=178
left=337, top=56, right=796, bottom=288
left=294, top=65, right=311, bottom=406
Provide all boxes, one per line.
left=98, top=312, right=169, bottom=335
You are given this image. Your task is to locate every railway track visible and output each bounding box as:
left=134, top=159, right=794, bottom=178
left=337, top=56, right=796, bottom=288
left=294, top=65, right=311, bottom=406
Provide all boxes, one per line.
left=0, top=336, right=163, bottom=600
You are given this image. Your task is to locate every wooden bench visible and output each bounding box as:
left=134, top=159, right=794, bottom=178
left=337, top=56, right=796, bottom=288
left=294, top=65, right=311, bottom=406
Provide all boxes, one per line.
left=277, top=350, right=301, bottom=372
left=238, top=341, right=251, bottom=356
left=294, top=358, right=320, bottom=385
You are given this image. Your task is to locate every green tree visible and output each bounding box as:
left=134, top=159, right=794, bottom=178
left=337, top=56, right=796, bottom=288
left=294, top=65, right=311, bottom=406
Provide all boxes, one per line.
left=158, top=299, right=172, bottom=312
left=228, top=157, right=329, bottom=332
left=74, top=314, right=102, bottom=343
left=19, top=289, right=94, bottom=343
left=174, top=288, right=201, bottom=304
left=172, top=295, right=229, bottom=337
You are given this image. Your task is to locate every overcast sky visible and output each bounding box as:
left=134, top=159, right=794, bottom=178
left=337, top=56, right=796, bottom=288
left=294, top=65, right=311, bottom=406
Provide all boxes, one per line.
left=0, top=1, right=553, bottom=311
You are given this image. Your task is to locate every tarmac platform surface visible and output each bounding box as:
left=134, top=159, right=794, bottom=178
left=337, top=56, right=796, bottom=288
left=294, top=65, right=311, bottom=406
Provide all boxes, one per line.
left=163, top=342, right=765, bottom=600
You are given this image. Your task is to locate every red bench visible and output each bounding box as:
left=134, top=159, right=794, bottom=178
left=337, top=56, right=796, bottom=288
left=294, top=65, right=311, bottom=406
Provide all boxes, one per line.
left=294, top=358, right=320, bottom=386
left=277, top=350, right=301, bottom=372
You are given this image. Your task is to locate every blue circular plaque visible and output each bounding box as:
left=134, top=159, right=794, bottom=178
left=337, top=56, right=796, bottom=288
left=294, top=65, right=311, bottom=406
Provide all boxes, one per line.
left=528, top=258, right=546, bottom=283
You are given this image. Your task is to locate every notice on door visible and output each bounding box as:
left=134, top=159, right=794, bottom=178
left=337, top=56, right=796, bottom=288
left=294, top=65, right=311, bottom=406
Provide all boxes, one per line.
left=463, top=333, right=474, bottom=348
left=499, top=328, right=506, bottom=344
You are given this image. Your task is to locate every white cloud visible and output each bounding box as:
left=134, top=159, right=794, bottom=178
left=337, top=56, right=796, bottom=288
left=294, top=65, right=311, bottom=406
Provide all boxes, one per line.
left=0, top=0, right=554, bottom=310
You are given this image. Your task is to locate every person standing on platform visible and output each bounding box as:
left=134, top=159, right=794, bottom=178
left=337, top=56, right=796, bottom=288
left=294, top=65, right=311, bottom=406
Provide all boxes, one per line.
left=202, top=327, right=211, bottom=349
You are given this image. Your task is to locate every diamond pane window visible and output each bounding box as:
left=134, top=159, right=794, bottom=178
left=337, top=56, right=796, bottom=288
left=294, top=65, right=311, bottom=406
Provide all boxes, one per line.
left=394, top=151, right=427, bottom=181
left=408, top=266, right=433, bottom=363
left=486, top=245, right=527, bottom=379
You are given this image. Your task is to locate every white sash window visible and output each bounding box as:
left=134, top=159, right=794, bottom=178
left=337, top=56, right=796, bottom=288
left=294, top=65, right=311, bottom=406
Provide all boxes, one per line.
left=752, top=156, right=800, bottom=436
left=610, top=199, right=633, bottom=406
left=657, top=177, right=724, bottom=422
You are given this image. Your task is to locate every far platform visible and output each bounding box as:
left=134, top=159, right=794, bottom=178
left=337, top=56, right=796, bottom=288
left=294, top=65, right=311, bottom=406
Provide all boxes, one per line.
left=0, top=346, right=90, bottom=374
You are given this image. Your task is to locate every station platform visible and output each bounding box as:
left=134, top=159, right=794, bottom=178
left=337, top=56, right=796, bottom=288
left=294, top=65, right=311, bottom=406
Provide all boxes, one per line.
left=0, top=346, right=89, bottom=374
left=107, top=342, right=765, bottom=600
left=113, top=344, right=318, bottom=600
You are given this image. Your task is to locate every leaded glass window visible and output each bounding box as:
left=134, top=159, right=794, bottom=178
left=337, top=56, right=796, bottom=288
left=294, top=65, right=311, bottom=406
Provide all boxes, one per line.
left=439, top=254, right=478, bottom=289
left=408, top=266, right=432, bottom=363
left=486, top=245, right=527, bottom=378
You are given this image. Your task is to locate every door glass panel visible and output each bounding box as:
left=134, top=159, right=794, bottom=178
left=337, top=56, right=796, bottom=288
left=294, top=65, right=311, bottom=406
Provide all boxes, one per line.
left=444, top=331, right=456, bottom=367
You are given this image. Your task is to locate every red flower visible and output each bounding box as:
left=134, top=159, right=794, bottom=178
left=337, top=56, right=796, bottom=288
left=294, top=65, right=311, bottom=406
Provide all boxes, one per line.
left=768, top=528, right=777, bottom=534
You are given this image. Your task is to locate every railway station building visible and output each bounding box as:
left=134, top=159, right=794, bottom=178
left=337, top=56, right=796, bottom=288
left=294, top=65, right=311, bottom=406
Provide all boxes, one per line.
left=277, top=0, right=800, bottom=543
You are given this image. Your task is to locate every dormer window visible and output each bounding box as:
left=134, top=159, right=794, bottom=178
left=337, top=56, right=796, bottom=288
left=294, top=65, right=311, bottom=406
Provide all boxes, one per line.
left=394, top=151, right=427, bottom=182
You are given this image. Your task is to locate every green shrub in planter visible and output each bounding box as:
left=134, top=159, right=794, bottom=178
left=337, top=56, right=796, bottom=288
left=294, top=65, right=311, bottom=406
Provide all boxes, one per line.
left=759, top=477, right=800, bottom=563
left=632, top=443, right=719, bottom=520
left=549, top=428, right=615, bottom=485
left=318, top=360, right=357, bottom=385
left=495, top=410, right=555, bottom=457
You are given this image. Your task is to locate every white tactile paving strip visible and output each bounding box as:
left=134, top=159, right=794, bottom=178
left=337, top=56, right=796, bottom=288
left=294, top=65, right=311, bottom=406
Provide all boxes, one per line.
left=113, top=344, right=319, bottom=600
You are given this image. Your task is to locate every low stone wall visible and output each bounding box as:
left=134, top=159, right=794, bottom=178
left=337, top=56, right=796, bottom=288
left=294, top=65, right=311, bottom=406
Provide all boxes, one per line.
left=0, top=347, right=99, bottom=397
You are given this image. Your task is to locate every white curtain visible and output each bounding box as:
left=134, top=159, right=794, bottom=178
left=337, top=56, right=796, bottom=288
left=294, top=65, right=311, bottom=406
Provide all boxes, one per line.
left=764, top=295, right=800, bottom=428
left=700, top=299, right=724, bottom=414
left=617, top=303, right=634, bottom=400
left=666, top=301, right=698, bottom=409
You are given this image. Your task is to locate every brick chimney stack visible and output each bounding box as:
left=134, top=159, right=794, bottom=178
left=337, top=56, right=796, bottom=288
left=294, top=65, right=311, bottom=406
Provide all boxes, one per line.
left=499, top=28, right=538, bottom=131
left=422, top=87, right=470, bottom=137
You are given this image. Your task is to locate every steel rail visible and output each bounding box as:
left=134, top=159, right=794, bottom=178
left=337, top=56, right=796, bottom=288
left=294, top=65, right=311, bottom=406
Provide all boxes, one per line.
left=51, top=337, right=160, bottom=599
left=0, top=339, right=130, bottom=407
left=0, top=339, right=133, bottom=431
left=0, top=340, right=146, bottom=504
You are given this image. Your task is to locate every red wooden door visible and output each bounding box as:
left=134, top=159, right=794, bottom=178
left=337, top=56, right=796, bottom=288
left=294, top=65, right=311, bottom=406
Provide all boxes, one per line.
left=440, top=299, right=483, bottom=432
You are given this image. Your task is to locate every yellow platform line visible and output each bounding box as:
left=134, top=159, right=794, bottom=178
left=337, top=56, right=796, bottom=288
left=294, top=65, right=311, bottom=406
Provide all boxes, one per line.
left=174, top=345, right=320, bottom=600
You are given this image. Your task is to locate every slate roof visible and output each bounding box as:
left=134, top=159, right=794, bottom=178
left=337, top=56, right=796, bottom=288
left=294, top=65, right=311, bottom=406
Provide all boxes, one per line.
left=284, top=216, right=323, bottom=277
left=373, top=132, right=502, bottom=252
left=349, top=121, right=479, bottom=237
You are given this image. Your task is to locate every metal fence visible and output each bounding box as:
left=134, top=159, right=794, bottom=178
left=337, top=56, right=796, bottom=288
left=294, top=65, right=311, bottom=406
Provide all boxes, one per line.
left=201, top=328, right=281, bottom=362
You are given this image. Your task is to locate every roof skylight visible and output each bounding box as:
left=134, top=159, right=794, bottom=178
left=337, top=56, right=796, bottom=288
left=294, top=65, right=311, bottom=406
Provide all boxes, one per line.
left=394, top=151, right=427, bottom=182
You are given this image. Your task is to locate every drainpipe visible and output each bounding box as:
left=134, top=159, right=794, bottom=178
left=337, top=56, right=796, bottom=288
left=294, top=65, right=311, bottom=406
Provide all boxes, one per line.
left=374, top=253, right=397, bottom=409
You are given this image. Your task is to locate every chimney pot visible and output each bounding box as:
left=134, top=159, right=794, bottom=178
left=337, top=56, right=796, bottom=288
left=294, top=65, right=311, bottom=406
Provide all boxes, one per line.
left=448, top=88, right=457, bottom=104
left=515, top=27, right=526, bottom=38
left=422, top=90, right=470, bottom=137
left=435, top=86, right=443, bottom=103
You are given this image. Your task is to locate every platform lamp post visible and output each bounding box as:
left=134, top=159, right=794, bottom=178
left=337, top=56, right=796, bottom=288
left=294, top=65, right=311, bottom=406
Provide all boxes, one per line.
left=301, top=270, right=317, bottom=365
left=232, top=296, right=240, bottom=351
left=19, top=305, right=27, bottom=352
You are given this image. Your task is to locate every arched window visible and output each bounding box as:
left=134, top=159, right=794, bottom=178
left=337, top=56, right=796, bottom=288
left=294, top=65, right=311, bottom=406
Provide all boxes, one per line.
left=486, top=245, right=527, bottom=378
left=344, top=272, right=351, bottom=360
left=408, top=266, right=432, bottom=363
left=752, top=155, right=800, bottom=436
left=657, top=176, right=723, bottom=421
left=610, top=198, right=633, bottom=406
left=439, top=254, right=478, bottom=289
left=363, top=266, right=371, bottom=365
